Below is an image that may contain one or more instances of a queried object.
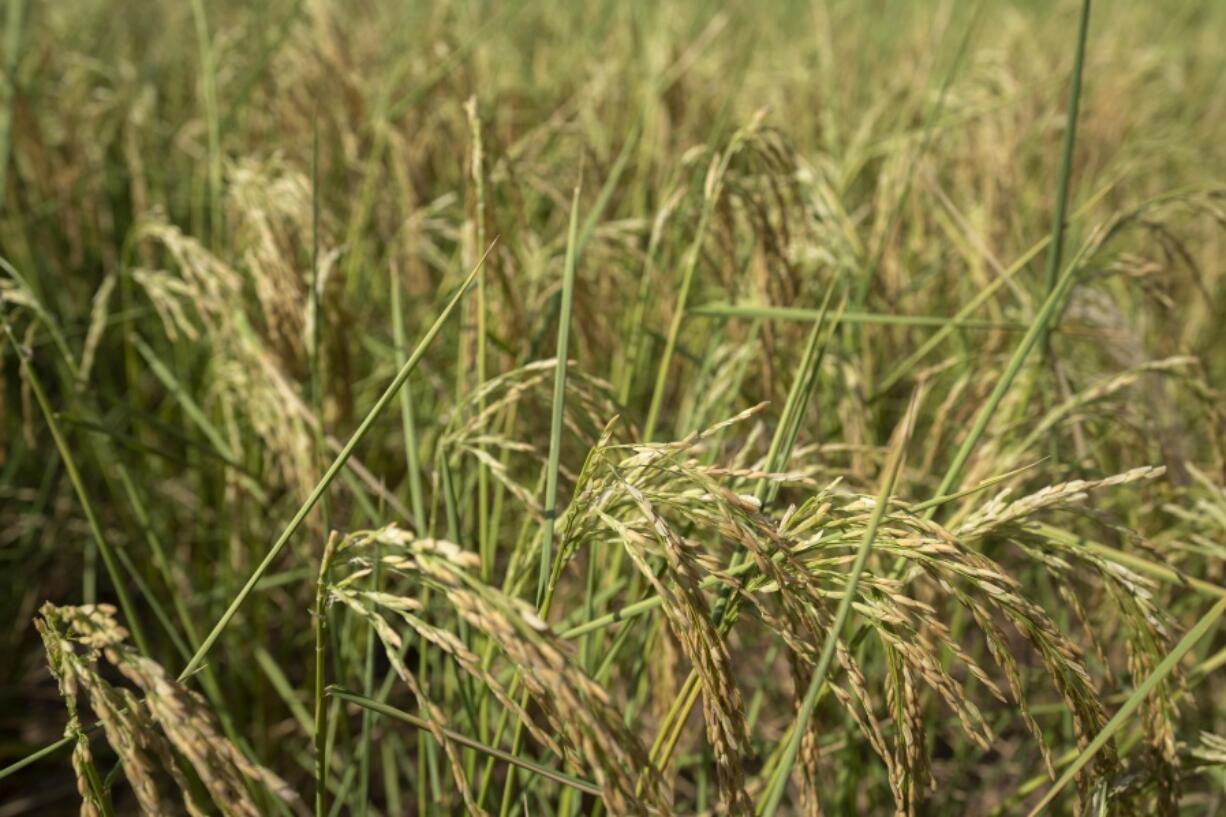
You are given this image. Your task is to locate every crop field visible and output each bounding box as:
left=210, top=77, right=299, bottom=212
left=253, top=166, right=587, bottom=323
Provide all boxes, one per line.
left=1, top=0, right=1225, bottom=814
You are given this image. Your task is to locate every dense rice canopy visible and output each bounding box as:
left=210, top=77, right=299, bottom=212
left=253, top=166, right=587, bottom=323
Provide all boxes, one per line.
left=1, top=1, right=1225, bottom=815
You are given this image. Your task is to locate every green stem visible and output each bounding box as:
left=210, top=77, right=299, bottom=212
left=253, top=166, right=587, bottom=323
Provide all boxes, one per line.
left=1040, top=0, right=1093, bottom=355
left=693, top=303, right=1057, bottom=331
left=389, top=266, right=429, bottom=533
left=0, top=0, right=25, bottom=211
left=188, top=0, right=222, bottom=247
left=314, top=533, right=340, bottom=817
left=538, top=185, right=581, bottom=606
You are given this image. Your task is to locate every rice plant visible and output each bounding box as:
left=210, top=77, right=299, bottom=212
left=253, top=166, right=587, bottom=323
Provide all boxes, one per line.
left=2, top=0, right=1226, bottom=814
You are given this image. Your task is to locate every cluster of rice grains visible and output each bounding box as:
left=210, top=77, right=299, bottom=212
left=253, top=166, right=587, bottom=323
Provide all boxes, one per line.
left=36, top=604, right=305, bottom=816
